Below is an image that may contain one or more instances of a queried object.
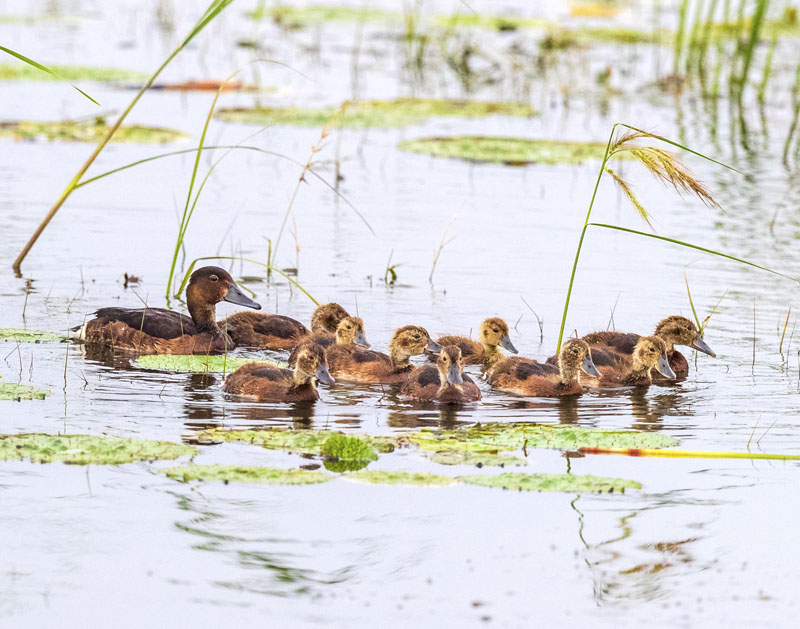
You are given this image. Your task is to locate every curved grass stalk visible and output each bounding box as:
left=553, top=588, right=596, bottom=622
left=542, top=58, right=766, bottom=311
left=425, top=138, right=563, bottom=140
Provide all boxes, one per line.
left=11, top=0, right=234, bottom=275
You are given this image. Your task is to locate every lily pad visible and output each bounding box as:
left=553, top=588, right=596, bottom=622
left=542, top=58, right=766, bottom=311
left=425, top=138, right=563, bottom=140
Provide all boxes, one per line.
left=0, top=328, right=65, bottom=343
left=343, top=470, right=457, bottom=487
left=461, top=472, right=641, bottom=493
left=321, top=434, right=378, bottom=462
left=0, top=384, right=49, bottom=401
left=215, top=98, right=538, bottom=129
left=132, top=354, right=273, bottom=374
left=435, top=13, right=550, bottom=31
left=163, top=464, right=330, bottom=485
left=0, top=63, right=147, bottom=82
left=398, top=136, right=618, bottom=165
left=193, top=427, right=396, bottom=455
left=430, top=451, right=527, bottom=467
left=249, top=4, right=397, bottom=26
left=0, top=120, right=187, bottom=143
left=0, top=434, right=195, bottom=464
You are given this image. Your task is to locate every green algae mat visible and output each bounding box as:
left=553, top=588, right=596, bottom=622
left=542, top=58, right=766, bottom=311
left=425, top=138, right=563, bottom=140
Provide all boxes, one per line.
left=343, top=470, right=458, bottom=487
left=215, top=98, right=537, bottom=129
left=461, top=472, right=640, bottom=493
left=190, top=427, right=396, bottom=455
left=0, top=120, right=187, bottom=143
left=0, top=328, right=65, bottom=343
left=0, top=63, right=147, bottom=82
left=163, top=464, right=330, bottom=485
left=398, top=137, right=615, bottom=165
left=0, top=384, right=49, bottom=401
left=0, top=434, right=195, bottom=464
left=132, top=354, right=277, bottom=374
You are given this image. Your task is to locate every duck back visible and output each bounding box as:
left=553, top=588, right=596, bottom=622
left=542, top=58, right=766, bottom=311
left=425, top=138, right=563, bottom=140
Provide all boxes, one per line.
left=488, top=357, right=581, bottom=397
left=221, top=312, right=309, bottom=351
left=223, top=362, right=318, bottom=402
left=327, top=345, right=408, bottom=384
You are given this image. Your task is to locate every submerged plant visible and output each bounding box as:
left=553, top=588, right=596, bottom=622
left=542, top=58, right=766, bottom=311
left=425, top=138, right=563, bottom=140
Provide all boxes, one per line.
left=320, top=434, right=379, bottom=463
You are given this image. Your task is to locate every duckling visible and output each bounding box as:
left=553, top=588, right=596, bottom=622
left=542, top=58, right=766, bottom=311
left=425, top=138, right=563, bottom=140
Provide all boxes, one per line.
left=487, top=339, right=600, bottom=397
left=581, top=315, right=715, bottom=381
left=288, top=316, right=369, bottom=367
left=220, top=302, right=350, bottom=351
left=401, top=345, right=481, bottom=403
left=584, top=336, right=676, bottom=387
left=79, top=266, right=260, bottom=354
left=434, top=317, right=518, bottom=367
left=223, top=342, right=334, bottom=403
left=328, top=325, right=443, bottom=384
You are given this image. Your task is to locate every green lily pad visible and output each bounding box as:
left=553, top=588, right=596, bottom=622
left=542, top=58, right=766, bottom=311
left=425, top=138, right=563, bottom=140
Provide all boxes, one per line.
left=0, top=328, right=65, bottom=343
left=435, top=13, right=550, bottom=31
left=398, top=136, right=621, bottom=165
left=343, top=470, right=457, bottom=487
left=321, top=434, right=378, bottom=462
left=132, top=354, right=274, bottom=373
left=0, top=63, right=148, bottom=82
left=0, top=384, right=49, bottom=401
left=430, top=451, right=527, bottom=467
left=461, top=472, right=641, bottom=493
left=194, top=427, right=396, bottom=455
left=0, top=434, right=195, bottom=464
left=0, top=120, right=188, bottom=143
left=248, top=4, right=398, bottom=26
left=163, top=464, right=330, bottom=485
left=215, top=98, right=538, bottom=129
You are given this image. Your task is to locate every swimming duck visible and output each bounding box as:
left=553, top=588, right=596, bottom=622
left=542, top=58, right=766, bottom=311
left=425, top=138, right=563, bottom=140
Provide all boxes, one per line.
left=288, top=316, right=369, bottom=366
left=580, top=315, right=715, bottom=381
left=79, top=266, right=260, bottom=354
left=584, top=336, right=676, bottom=387
left=327, top=325, right=443, bottom=384
left=401, top=345, right=481, bottom=403
left=220, top=302, right=350, bottom=351
left=486, top=339, right=600, bottom=397
left=223, top=342, right=334, bottom=403
left=434, top=317, right=518, bottom=367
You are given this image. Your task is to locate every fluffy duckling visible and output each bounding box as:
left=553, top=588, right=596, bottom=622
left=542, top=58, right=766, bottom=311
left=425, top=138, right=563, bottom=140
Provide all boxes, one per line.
left=223, top=342, right=334, bottom=403
left=79, top=266, right=260, bottom=354
left=434, top=317, right=518, bottom=367
left=288, top=316, right=369, bottom=366
left=328, top=325, right=443, bottom=384
left=487, top=339, right=600, bottom=397
left=581, top=315, right=715, bottom=381
left=220, top=302, right=350, bottom=351
left=585, top=336, right=676, bottom=387
left=401, top=345, right=481, bottom=403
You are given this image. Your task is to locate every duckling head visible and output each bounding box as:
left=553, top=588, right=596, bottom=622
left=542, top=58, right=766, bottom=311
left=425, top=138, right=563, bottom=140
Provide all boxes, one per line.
left=558, top=339, right=600, bottom=383
left=335, top=317, right=370, bottom=348
left=480, top=317, right=518, bottom=355
left=390, top=325, right=442, bottom=366
left=437, top=345, right=465, bottom=390
left=633, top=336, right=676, bottom=379
left=293, top=342, right=335, bottom=387
left=654, top=315, right=715, bottom=357
left=311, top=303, right=350, bottom=334
left=187, top=266, right=260, bottom=329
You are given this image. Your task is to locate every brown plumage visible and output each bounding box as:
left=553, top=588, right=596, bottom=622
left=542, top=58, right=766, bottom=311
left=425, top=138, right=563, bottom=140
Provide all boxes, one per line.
left=220, top=302, right=350, bottom=351
left=223, top=342, right=334, bottom=403
left=487, top=339, right=599, bottom=398
left=582, top=336, right=676, bottom=388
left=288, top=316, right=369, bottom=366
left=80, top=266, right=260, bottom=354
left=401, top=345, right=481, bottom=403
left=328, top=325, right=443, bottom=384
left=434, top=317, right=518, bottom=367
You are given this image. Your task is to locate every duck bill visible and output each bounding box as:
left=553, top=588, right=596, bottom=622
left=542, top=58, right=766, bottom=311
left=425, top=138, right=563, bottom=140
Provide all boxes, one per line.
left=500, top=335, right=518, bottom=354
left=657, top=354, right=677, bottom=379
left=581, top=356, right=601, bottom=378
left=426, top=339, right=443, bottom=354
left=446, top=365, right=464, bottom=385
left=315, top=363, right=335, bottom=385
left=690, top=336, right=716, bottom=358
left=355, top=331, right=370, bottom=348
left=224, top=282, right=261, bottom=310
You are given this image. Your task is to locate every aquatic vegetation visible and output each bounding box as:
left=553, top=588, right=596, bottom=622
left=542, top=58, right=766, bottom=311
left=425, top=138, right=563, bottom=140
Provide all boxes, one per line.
left=0, top=434, right=195, bottom=464
left=343, top=470, right=457, bottom=487
left=248, top=4, right=398, bottom=26
left=320, top=434, right=378, bottom=463
left=398, top=137, right=618, bottom=165
left=430, top=451, right=527, bottom=467
left=461, top=472, right=641, bottom=493
left=434, top=13, right=550, bottom=31
left=575, top=27, right=667, bottom=45
left=0, top=384, right=49, bottom=401
left=0, top=328, right=64, bottom=343
left=215, top=99, right=538, bottom=129
left=163, top=464, right=330, bottom=485
left=0, top=62, right=146, bottom=83
left=132, top=354, right=271, bottom=373
left=0, top=120, right=187, bottom=143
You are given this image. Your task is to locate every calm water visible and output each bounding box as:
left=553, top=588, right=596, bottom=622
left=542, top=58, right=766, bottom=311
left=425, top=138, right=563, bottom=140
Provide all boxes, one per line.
left=2, top=0, right=800, bottom=626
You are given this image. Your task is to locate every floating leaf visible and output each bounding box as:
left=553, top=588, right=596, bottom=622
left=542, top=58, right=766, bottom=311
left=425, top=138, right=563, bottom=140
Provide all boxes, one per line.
left=343, top=470, right=457, bottom=487
left=0, top=328, right=64, bottom=343
left=163, top=464, right=330, bottom=485
left=430, top=451, right=527, bottom=467
left=435, top=13, right=550, bottom=31
left=248, top=4, right=398, bottom=25
left=0, top=120, right=188, bottom=143
left=132, top=354, right=274, bottom=373
left=194, top=427, right=395, bottom=455
left=461, top=472, right=641, bottom=493
left=0, top=434, right=195, bottom=464
left=0, top=384, right=49, bottom=401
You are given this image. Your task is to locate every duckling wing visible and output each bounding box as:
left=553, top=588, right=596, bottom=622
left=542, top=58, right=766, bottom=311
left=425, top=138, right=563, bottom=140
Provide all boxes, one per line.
left=93, top=307, right=196, bottom=339
left=251, top=314, right=309, bottom=339
left=512, top=359, right=558, bottom=380
left=414, top=365, right=441, bottom=387
left=582, top=331, right=640, bottom=356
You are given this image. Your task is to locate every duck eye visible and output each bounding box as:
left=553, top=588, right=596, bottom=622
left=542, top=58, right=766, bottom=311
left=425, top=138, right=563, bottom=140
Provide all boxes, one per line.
left=209, top=275, right=219, bottom=282
left=413, top=334, right=420, bottom=339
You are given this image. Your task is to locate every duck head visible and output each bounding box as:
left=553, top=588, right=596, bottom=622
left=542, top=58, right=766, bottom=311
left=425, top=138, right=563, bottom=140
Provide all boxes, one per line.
left=335, top=316, right=370, bottom=348
left=390, top=325, right=442, bottom=366
left=654, top=315, right=715, bottom=357
left=558, top=338, right=600, bottom=383
left=310, top=303, right=350, bottom=334
left=437, top=345, right=466, bottom=390
left=186, top=266, right=260, bottom=330
left=293, top=342, right=334, bottom=387
left=480, top=317, right=518, bottom=354
left=633, top=336, right=676, bottom=379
